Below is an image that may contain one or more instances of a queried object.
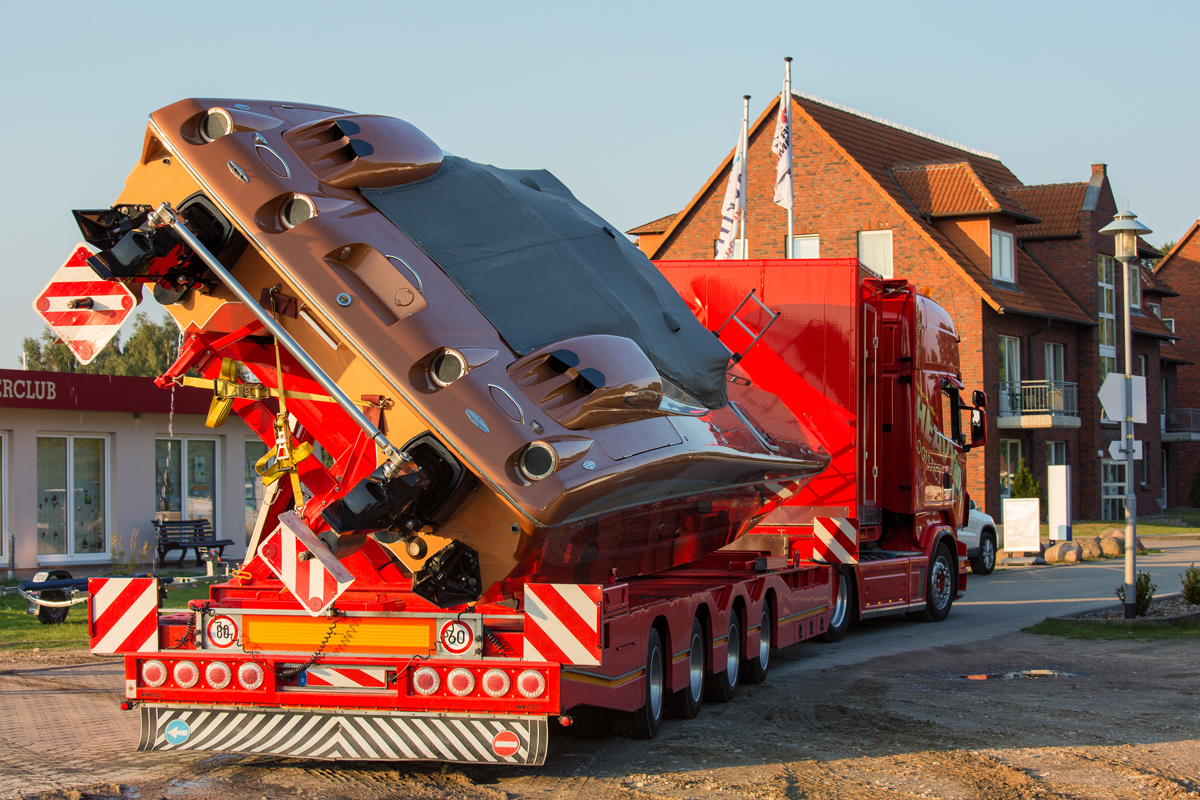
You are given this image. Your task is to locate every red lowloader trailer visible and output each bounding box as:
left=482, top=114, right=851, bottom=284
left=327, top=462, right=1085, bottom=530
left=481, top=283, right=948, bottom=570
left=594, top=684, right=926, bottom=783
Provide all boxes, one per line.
left=85, top=257, right=984, bottom=764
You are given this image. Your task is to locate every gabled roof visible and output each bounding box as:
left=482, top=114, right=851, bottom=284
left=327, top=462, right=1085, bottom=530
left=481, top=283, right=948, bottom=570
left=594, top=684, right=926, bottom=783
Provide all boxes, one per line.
left=1131, top=309, right=1179, bottom=341
left=1141, top=265, right=1178, bottom=297
left=1161, top=340, right=1192, bottom=365
left=626, top=213, right=677, bottom=236
left=890, top=161, right=1038, bottom=221
left=1155, top=219, right=1200, bottom=274
left=1006, top=183, right=1089, bottom=239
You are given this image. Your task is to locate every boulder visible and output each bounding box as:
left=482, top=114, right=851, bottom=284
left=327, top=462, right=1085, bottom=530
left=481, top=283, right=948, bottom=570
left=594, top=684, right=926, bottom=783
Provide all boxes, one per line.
left=1044, top=542, right=1066, bottom=562
left=1063, top=547, right=1082, bottom=563
left=1078, top=537, right=1104, bottom=560
left=1045, top=541, right=1083, bottom=563
left=1100, top=528, right=1124, bottom=539
left=1101, top=537, right=1125, bottom=556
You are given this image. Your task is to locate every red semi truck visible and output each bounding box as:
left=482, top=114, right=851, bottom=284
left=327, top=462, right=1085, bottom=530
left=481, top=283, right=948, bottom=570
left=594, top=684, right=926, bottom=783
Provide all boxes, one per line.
left=87, top=258, right=983, bottom=764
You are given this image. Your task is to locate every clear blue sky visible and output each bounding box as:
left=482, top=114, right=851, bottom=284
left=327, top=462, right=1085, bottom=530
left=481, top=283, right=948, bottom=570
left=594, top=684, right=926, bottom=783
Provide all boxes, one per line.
left=2, top=0, right=1196, bottom=365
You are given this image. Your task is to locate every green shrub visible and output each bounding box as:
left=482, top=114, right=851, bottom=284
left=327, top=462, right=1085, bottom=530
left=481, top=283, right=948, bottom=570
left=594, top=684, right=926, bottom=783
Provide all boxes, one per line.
left=1009, top=460, right=1041, bottom=500
left=109, top=529, right=151, bottom=576
left=1116, top=571, right=1157, bottom=616
left=1182, top=563, right=1200, bottom=605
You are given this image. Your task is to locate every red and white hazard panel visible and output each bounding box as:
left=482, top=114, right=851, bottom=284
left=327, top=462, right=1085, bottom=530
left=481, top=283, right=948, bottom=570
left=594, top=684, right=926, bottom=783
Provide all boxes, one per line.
left=301, top=666, right=388, bottom=689
left=89, top=577, right=160, bottom=654
left=33, top=244, right=139, bottom=365
left=523, top=584, right=601, bottom=666
left=259, top=511, right=354, bottom=616
left=812, top=517, right=859, bottom=565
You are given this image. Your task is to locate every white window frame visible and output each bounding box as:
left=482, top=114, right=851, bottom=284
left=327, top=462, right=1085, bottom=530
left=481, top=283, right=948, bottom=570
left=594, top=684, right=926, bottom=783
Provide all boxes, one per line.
left=1130, top=265, right=1141, bottom=309
left=1163, top=318, right=1175, bottom=333
left=37, top=433, right=111, bottom=564
left=1046, top=440, right=1066, bottom=466
left=1098, top=255, right=1117, bottom=358
left=1101, top=460, right=1126, bottom=521
left=1138, top=354, right=1147, bottom=378
left=1044, top=342, right=1065, bottom=383
left=999, top=335, right=1021, bottom=415
left=714, top=239, right=750, bottom=259
left=1000, top=439, right=1022, bottom=499
left=244, top=437, right=270, bottom=545
left=991, top=230, right=1015, bottom=282
left=155, top=436, right=221, bottom=534
left=1147, top=301, right=1161, bottom=319
left=790, top=234, right=820, bottom=259
left=857, top=229, right=893, bottom=278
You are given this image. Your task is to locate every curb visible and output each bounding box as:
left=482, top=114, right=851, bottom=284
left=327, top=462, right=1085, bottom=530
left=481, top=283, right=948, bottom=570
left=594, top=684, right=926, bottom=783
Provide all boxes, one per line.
left=1048, top=593, right=1200, bottom=628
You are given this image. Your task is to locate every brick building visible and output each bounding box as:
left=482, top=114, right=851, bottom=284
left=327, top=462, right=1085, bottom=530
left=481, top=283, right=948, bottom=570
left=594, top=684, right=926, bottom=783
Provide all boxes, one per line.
left=1154, top=220, right=1200, bottom=504
left=632, top=93, right=1183, bottom=519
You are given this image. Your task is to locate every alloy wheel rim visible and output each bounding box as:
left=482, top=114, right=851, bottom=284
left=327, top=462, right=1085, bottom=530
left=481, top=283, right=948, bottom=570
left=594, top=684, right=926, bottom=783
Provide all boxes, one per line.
left=688, top=633, right=704, bottom=701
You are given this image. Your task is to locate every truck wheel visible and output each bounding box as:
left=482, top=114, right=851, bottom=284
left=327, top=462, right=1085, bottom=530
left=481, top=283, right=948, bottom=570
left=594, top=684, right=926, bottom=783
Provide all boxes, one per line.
left=743, top=606, right=771, bottom=685
left=818, top=567, right=853, bottom=643
left=666, top=618, right=705, bottom=720
left=623, top=627, right=665, bottom=739
left=910, top=544, right=955, bottom=622
left=970, top=531, right=997, bottom=576
left=705, top=615, right=740, bottom=702
left=567, top=705, right=614, bottom=739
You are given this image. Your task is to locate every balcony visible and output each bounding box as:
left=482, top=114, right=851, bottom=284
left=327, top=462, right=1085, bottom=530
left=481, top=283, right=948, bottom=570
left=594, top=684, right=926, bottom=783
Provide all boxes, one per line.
left=1162, top=409, right=1200, bottom=442
left=997, top=380, right=1081, bottom=429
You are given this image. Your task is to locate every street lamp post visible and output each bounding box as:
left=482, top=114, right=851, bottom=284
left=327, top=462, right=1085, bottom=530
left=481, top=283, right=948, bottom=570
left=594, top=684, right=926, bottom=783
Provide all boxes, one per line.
left=1100, top=209, right=1152, bottom=619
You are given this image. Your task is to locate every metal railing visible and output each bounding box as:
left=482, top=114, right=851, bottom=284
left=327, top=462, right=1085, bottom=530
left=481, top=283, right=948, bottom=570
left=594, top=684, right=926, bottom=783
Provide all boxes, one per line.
left=997, top=380, right=1079, bottom=417
left=1164, top=408, right=1200, bottom=433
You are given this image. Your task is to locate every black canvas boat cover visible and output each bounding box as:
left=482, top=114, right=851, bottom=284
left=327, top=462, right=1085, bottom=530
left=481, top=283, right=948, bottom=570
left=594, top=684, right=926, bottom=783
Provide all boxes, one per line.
left=362, top=157, right=729, bottom=409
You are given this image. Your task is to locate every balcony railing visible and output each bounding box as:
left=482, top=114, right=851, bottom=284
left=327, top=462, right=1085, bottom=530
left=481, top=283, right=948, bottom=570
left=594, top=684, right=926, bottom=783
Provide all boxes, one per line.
left=1163, top=408, right=1200, bottom=441
left=997, top=380, right=1080, bottom=429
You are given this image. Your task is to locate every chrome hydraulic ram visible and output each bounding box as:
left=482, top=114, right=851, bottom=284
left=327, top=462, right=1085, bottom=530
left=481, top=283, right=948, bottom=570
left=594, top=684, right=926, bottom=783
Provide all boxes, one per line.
left=148, top=202, right=408, bottom=474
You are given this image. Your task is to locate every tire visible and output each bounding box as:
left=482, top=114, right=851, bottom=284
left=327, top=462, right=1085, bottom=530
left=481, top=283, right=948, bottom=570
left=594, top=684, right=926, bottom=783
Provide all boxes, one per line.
left=37, top=590, right=70, bottom=625
left=818, top=567, right=853, bottom=643
left=970, top=531, right=997, bottom=576
left=666, top=618, right=705, bottom=720
left=567, top=705, right=614, bottom=739
left=705, top=615, right=740, bottom=702
left=623, top=627, right=665, bottom=739
left=743, top=605, right=772, bottom=684
left=910, top=543, right=956, bottom=622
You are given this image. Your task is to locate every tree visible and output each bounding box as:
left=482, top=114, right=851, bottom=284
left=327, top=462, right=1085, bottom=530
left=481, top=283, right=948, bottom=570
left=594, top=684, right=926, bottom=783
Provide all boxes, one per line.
left=1009, top=460, right=1042, bottom=500
left=19, top=313, right=180, bottom=378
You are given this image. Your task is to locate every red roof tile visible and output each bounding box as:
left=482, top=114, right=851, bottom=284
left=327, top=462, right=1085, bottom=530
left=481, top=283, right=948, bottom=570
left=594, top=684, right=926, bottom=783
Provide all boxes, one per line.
left=1141, top=266, right=1177, bottom=297
left=627, top=213, right=677, bottom=236
left=1006, top=183, right=1088, bottom=239
left=1131, top=309, right=1177, bottom=340
left=1161, top=340, right=1192, bottom=365
left=891, top=161, right=1036, bottom=220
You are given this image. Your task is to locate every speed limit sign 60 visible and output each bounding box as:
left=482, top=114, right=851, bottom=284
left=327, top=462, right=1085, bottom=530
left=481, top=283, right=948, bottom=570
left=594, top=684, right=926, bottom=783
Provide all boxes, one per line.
left=439, top=619, right=474, bottom=655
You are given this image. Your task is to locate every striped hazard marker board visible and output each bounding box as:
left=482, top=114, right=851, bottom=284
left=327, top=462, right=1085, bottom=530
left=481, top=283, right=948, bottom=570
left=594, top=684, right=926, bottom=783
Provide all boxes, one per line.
left=300, top=666, right=388, bottom=689
left=523, top=584, right=602, bottom=666
left=811, top=517, right=859, bottom=566
left=33, top=244, right=139, bottom=365
left=88, top=577, right=160, bottom=654
left=258, top=511, right=355, bottom=616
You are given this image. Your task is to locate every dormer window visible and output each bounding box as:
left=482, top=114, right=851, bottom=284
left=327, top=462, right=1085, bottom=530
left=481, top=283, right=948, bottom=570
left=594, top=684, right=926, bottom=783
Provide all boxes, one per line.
left=991, top=230, right=1014, bottom=282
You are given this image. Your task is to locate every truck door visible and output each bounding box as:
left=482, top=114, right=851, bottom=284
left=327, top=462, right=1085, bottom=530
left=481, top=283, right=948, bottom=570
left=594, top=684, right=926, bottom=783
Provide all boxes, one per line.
left=861, top=300, right=879, bottom=506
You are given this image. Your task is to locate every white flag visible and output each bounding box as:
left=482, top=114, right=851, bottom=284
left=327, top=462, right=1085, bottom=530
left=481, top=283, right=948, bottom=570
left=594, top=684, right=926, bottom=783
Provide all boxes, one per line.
left=771, top=85, right=793, bottom=210
left=715, top=118, right=748, bottom=260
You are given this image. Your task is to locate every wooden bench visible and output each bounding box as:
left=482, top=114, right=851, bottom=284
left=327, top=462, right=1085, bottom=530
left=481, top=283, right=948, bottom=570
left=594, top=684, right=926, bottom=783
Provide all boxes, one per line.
left=153, top=519, right=236, bottom=568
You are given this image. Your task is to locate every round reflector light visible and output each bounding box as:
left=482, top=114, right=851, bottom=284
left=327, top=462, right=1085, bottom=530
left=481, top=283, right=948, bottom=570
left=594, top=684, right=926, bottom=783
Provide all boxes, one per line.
left=237, top=662, right=265, bottom=690
left=519, top=442, right=557, bottom=482
left=430, top=349, right=467, bottom=388
left=281, top=194, right=316, bottom=229
left=141, top=659, right=167, bottom=688
left=205, top=661, right=232, bottom=690
left=517, top=669, right=546, bottom=699
left=447, top=667, right=475, bottom=697
left=173, top=660, right=200, bottom=689
left=413, top=666, right=440, bottom=696
left=482, top=669, right=511, bottom=698
left=200, top=108, right=233, bottom=142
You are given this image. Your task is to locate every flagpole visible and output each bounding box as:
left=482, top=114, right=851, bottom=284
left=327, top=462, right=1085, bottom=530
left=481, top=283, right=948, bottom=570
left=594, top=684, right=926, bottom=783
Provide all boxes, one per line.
left=784, top=57, right=793, bottom=258
left=740, top=95, right=749, bottom=259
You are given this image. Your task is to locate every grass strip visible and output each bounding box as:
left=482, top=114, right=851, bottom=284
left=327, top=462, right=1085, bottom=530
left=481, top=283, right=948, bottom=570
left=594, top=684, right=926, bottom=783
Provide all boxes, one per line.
left=1024, top=617, right=1200, bottom=641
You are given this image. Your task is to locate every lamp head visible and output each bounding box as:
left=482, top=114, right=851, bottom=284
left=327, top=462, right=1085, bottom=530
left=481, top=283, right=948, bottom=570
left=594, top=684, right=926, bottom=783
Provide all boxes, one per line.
left=1100, top=210, right=1152, bottom=262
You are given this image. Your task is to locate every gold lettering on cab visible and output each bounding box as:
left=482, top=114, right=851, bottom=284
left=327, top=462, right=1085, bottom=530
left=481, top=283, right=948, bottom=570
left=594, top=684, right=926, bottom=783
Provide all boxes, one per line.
left=0, top=379, right=57, bottom=401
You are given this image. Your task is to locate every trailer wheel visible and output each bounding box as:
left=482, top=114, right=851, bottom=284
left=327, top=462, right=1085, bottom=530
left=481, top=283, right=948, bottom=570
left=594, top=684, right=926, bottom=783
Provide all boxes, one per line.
left=623, top=627, right=665, bottom=739
left=37, top=569, right=73, bottom=625
left=818, top=567, right=853, bottom=643
left=666, top=618, right=705, bottom=720
left=705, top=615, right=740, bottom=702
left=743, top=605, right=771, bottom=684
left=910, top=543, right=955, bottom=622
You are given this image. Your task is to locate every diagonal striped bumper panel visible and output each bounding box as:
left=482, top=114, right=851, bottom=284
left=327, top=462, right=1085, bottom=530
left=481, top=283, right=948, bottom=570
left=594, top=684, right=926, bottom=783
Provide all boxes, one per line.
left=139, top=705, right=548, bottom=764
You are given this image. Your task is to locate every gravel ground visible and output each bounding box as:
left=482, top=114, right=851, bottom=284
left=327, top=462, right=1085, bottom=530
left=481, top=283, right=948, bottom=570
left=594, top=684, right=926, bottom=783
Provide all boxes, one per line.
left=5, top=630, right=1199, bottom=800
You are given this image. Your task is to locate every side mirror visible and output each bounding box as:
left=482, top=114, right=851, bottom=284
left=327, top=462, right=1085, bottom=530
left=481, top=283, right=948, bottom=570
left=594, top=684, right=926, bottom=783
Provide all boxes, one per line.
left=972, top=389, right=987, bottom=408
left=969, top=498, right=977, bottom=510
left=970, top=408, right=987, bottom=448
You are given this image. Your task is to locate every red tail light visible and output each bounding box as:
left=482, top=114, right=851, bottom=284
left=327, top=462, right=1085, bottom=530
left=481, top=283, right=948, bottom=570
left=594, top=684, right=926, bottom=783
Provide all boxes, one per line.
left=237, top=662, right=264, bottom=690
left=205, top=661, right=232, bottom=689
left=481, top=669, right=511, bottom=698
left=173, top=661, right=200, bottom=689
left=446, top=668, right=475, bottom=696
left=141, top=659, right=167, bottom=688
left=517, top=669, right=546, bottom=698
left=413, top=666, right=440, bottom=696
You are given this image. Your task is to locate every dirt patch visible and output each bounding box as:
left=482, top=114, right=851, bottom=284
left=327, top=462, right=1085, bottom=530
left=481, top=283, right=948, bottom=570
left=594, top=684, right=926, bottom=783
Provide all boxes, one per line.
left=7, top=633, right=1200, bottom=800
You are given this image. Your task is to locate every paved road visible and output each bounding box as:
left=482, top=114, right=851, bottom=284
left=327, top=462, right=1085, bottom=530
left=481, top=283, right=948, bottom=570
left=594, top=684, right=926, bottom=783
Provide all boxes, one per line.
left=770, top=535, right=1200, bottom=677
left=2, top=537, right=1197, bottom=798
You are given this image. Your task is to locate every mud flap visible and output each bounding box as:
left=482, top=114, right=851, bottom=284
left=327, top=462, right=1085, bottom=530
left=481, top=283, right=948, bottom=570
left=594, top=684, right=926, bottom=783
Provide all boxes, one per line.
left=139, top=705, right=548, bottom=764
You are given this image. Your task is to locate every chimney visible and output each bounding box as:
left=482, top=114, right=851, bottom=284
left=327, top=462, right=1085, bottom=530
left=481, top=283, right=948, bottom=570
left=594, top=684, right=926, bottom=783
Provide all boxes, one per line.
left=1091, top=163, right=1107, bottom=180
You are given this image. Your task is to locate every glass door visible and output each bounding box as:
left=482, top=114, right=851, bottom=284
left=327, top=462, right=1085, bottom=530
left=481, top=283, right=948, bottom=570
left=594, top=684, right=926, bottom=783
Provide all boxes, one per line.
left=155, top=438, right=219, bottom=530
left=37, top=435, right=108, bottom=560
left=1102, top=460, right=1126, bottom=521
left=999, top=336, right=1021, bottom=414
